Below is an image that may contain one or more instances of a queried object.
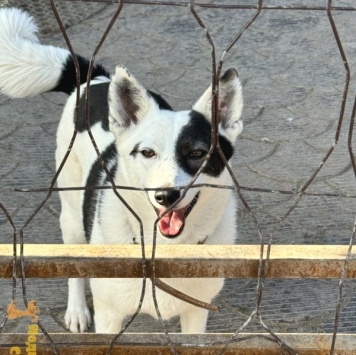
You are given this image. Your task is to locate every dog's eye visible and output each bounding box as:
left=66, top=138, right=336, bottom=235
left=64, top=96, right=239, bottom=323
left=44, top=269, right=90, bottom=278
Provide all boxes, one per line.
left=189, top=150, right=207, bottom=159
left=141, top=149, right=156, bottom=158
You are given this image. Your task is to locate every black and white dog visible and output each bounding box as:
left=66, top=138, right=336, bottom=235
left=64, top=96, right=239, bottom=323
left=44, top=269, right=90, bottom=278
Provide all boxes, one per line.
left=0, top=8, right=243, bottom=333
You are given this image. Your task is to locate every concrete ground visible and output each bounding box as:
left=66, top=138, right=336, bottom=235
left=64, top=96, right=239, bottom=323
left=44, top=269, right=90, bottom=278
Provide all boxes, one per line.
left=0, top=0, right=355, bottom=349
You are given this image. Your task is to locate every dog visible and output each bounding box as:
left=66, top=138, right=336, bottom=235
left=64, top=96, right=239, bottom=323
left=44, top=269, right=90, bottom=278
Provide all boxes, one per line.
left=0, top=8, right=243, bottom=333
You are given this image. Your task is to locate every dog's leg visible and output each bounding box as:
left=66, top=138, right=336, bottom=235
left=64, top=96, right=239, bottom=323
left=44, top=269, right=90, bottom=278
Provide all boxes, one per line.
left=90, top=279, right=127, bottom=334
left=180, top=307, right=209, bottom=333
left=92, top=294, right=124, bottom=334
left=64, top=278, right=91, bottom=333
left=60, top=197, right=91, bottom=332
left=57, top=147, right=91, bottom=332
left=60, top=196, right=91, bottom=333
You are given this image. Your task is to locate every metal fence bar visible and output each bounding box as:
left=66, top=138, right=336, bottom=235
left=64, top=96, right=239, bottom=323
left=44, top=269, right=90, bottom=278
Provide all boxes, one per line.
left=1, top=333, right=356, bottom=354
left=0, top=244, right=355, bottom=279
left=65, top=0, right=356, bottom=12
left=0, top=0, right=355, bottom=354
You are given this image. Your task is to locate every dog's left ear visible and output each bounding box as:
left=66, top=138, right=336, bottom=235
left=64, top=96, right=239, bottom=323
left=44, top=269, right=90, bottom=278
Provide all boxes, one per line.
left=192, top=68, right=243, bottom=142
left=108, top=66, right=151, bottom=133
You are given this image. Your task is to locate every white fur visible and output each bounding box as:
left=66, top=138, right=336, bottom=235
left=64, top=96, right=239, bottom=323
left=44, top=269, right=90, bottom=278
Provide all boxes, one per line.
left=0, top=8, right=243, bottom=334
left=59, top=68, right=242, bottom=333
left=0, top=8, right=69, bottom=98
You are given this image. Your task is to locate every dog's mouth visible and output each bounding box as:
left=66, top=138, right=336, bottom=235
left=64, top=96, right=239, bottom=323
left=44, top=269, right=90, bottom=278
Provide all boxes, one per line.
left=156, top=192, right=200, bottom=238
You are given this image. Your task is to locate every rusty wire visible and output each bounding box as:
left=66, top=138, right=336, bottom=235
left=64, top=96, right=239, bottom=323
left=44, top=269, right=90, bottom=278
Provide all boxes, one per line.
left=0, top=0, right=355, bottom=354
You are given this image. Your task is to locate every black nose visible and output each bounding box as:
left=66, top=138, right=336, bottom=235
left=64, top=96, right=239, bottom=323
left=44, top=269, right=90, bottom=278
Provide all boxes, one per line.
left=154, top=190, right=180, bottom=207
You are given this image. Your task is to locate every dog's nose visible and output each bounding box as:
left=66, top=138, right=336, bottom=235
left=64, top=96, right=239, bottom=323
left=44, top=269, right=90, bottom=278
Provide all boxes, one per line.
left=154, top=190, right=180, bottom=207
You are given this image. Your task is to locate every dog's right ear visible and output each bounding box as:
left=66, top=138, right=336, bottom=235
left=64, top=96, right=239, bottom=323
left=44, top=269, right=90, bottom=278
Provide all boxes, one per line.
left=108, top=66, right=151, bottom=134
left=192, top=68, right=243, bottom=143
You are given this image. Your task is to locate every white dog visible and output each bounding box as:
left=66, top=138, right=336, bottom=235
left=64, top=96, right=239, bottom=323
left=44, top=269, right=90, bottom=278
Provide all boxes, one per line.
left=0, top=8, right=243, bottom=333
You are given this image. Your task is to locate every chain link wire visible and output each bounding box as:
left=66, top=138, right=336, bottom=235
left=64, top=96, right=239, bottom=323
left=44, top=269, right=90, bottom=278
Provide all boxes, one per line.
left=0, top=0, right=355, bottom=354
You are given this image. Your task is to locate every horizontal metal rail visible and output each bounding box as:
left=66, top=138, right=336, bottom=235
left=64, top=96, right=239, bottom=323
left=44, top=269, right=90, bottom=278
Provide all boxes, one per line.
left=0, top=333, right=356, bottom=354
left=66, top=0, right=356, bottom=11
left=2, top=245, right=353, bottom=353
left=0, top=244, right=354, bottom=278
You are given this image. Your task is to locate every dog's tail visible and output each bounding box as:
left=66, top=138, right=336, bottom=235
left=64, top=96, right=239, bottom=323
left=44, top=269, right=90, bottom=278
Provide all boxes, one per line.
left=0, top=8, right=109, bottom=98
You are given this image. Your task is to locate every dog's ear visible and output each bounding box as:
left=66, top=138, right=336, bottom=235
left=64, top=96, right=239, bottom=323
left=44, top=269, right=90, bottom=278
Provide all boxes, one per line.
left=108, top=66, right=151, bottom=133
left=192, top=68, right=243, bottom=142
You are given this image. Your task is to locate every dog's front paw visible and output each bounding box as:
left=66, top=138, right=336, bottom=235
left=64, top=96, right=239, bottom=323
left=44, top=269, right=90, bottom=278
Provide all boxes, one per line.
left=65, top=306, right=91, bottom=333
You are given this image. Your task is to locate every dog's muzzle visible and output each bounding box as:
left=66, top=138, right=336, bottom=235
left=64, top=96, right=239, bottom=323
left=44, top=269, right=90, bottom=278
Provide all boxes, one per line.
left=155, top=192, right=200, bottom=238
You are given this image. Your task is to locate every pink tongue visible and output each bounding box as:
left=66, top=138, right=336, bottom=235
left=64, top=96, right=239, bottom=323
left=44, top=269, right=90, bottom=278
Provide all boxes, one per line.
left=158, top=210, right=184, bottom=237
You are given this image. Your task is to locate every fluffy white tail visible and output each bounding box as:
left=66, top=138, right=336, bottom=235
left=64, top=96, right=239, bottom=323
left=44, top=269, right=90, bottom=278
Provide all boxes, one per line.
left=0, top=8, right=71, bottom=98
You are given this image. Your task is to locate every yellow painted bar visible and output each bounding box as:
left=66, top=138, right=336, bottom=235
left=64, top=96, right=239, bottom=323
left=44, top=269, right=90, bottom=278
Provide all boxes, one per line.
left=0, top=244, right=354, bottom=278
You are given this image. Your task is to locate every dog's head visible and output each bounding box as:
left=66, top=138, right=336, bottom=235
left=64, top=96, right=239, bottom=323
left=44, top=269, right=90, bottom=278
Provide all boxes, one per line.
left=108, top=66, right=243, bottom=240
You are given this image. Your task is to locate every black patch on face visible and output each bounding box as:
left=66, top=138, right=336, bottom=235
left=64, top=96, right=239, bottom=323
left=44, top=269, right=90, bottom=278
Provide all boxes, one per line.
left=175, top=110, right=234, bottom=177
left=52, top=54, right=110, bottom=95
left=83, top=143, right=118, bottom=242
left=76, top=82, right=110, bottom=132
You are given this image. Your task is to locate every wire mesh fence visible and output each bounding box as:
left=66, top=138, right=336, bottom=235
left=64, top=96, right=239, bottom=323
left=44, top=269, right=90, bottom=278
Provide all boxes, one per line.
left=0, top=0, right=355, bottom=354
